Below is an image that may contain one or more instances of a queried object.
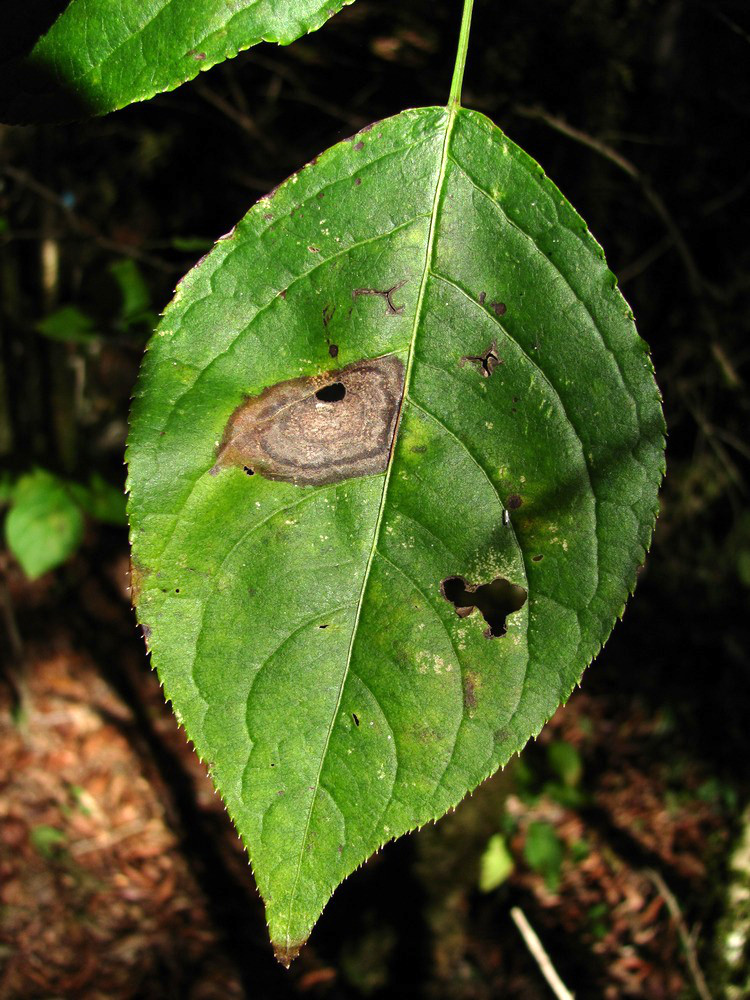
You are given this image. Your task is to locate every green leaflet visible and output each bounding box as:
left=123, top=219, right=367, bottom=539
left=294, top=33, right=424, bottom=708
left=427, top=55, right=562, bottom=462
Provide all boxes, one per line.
left=0, top=0, right=353, bottom=123
left=126, top=106, right=664, bottom=961
left=5, top=469, right=85, bottom=578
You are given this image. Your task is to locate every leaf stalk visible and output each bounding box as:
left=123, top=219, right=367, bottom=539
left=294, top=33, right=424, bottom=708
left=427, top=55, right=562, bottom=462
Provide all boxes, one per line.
left=448, top=0, right=476, bottom=109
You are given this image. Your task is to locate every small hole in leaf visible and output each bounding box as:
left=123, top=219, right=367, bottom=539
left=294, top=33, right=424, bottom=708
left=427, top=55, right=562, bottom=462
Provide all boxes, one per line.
left=353, top=713, right=360, bottom=726
left=441, top=575, right=527, bottom=639
left=175, top=588, right=180, bottom=593
left=532, top=554, right=543, bottom=562
left=243, top=466, right=254, bottom=476
left=315, top=382, right=346, bottom=402
left=319, top=624, right=330, bottom=629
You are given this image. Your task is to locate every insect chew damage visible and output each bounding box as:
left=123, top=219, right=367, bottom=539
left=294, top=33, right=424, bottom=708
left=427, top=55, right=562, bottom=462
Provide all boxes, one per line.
left=440, top=575, right=527, bottom=639
left=213, top=355, right=405, bottom=486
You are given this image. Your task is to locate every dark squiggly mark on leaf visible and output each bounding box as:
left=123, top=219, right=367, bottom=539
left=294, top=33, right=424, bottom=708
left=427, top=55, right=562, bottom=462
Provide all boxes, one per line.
left=460, top=339, right=502, bottom=378
left=213, top=355, right=405, bottom=486
left=352, top=280, right=407, bottom=316
left=440, top=575, right=527, bottom=639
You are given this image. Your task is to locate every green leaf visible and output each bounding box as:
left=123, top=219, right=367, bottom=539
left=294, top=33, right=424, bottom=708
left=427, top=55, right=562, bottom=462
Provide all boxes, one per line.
left=0, top=0, right=355, bottom=124
left=35, top=305, right=97, bottom=344
left=69, top=474, right=127, bottom=526
left=30, top=824, right=67, bottom=859
left=109, top=259, right=151, bottom=325
left=6, top=469, right=84, bottom=578
left=523, top=821, right=564, bottom=892
left=546, top=740, right=583, bottom=789
left=479, top=833, right=514, bottom=892
left=127, top=106, right=664, bottom=962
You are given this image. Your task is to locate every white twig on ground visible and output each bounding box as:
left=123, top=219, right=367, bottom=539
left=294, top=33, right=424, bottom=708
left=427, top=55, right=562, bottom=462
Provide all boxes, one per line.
left=510, top=906, right=575, bottom=1000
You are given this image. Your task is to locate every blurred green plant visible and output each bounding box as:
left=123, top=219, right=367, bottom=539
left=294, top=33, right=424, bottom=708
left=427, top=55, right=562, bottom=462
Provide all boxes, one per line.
left=3, top=468, right=126, bottom=579
left=478, top=833, right=515, bottom=892
left=523, top=821, right=565, bottom=893
left=29, top=824, right=67, bottom=860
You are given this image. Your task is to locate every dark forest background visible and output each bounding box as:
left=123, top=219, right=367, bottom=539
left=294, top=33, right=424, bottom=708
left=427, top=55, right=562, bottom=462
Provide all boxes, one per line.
left=1, top=0, right=749, bottom=996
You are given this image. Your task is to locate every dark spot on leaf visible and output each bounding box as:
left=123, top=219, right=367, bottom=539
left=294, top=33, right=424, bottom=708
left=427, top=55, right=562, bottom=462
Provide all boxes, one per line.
left=352, top=713, right=360, bottom=726
left=308, top=246, right=320, bottom=253
left=322, top=305, right=335, bottom=328
left=479, top=291, right=486, bottom=305
left=213, top=355, right=405, bottom=486
left=440, top=575, right=527, bottom=639
left=507, top=494, right=522, bottom=509
left=328, top=343, right=339, bottom=358
left=352, top=280, right=407, bottom=316
left=315, top=382, right=346, bottom=403
left=140, top=623, right=151, bottom=641
left=264, top=213, right=273, bottom=221
left=279, top=289, right=287, bottom=300
left=411, top=445, right=427, bottom=454
left=355, top=178, right=362, bottom=186
left=317, top=191, right=325, bottom=199
left=243, top=466, right=254, bottom=476
left=491, top=301, right=507, bottom=317
left=175, top=588, right=180, bottom=593
left=247, top=586, right=257, bottom=597
left=460, top=339, right=502, bottom=378
left=187, top=49, right=206, bottom=60
left=354, top=141, right=364, bottom=151
left=532, top=554, right=543, bottom=562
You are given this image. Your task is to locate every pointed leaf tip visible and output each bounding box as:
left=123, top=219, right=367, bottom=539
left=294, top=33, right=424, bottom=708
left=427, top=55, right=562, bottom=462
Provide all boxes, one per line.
left=273, top=940, right=303, bottom=969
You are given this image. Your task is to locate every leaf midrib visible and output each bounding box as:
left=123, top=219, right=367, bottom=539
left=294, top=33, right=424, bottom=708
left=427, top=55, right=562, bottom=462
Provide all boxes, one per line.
left=279, top=105, right=456, bottom=948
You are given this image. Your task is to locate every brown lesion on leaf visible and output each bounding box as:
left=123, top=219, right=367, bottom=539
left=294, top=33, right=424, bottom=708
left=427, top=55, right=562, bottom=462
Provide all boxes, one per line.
left=128, top=558, right=147, bottom=606
left=460, top=339, right=502, bottom=378
left=464, top=671, right=479, bottom=712
left=212, top=355, right=405, bottom=486
left=274, top=940, right=304, bottom=969
left=352, top=280, right=407, bottom=316
left=440, top=575, right=527, bottom=639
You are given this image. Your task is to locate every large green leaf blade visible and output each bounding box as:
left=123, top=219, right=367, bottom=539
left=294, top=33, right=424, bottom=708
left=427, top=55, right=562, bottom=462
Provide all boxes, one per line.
left=0, top=0, right=353, bottom=123
left=127, top=106, right=664, bottom=961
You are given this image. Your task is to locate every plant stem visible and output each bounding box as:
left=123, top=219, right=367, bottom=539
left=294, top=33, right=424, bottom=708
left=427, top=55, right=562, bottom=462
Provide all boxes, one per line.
left=448, top=0, right=475, bottom=109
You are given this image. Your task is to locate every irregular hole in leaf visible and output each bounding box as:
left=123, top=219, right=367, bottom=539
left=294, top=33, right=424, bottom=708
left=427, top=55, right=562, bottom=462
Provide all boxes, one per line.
left=243, top=466, right=255, bottom=476
left=315, top=382, right=346, bottom=403
left=352, top=713, right=360, bottom=727
left=213, top=355, right=405, bottom=486
left=440, top=575, right=527, bottom=639
left=460, top=339, right=502, bottom=378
